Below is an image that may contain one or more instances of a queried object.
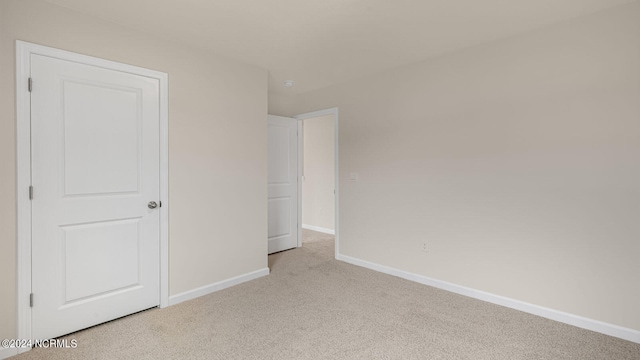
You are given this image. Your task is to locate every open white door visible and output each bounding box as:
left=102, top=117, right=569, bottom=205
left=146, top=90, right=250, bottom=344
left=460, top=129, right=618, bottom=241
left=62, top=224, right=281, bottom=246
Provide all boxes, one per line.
left=267, top=115, right=299, bottom=254
left=30, top=53, right=161, bottom=340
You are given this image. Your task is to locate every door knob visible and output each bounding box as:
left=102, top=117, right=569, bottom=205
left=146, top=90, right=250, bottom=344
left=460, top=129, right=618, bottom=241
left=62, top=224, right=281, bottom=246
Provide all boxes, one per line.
left=148, top=201, right=158, bottom=209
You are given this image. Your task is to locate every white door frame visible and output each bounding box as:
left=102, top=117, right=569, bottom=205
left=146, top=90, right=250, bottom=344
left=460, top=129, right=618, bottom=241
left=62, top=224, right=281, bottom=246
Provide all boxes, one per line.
left=295, top=108, right=339, bottom=258
left=15, top=41, right=169, bottom=353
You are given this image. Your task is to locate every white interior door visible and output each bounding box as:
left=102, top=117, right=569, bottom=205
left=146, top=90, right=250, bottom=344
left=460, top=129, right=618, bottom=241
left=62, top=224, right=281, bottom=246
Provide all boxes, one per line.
left=268, top=115, right=299, bottom=254
left=31, top=54, right=161, bottom=340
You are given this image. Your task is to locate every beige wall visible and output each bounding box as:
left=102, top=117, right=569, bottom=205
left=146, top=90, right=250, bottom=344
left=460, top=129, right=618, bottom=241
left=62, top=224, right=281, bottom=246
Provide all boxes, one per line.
left=0, top=0, right=268, bottom=340
left=293, top=2, right=640, bottom=331
left=0, top=0, right=15, bottom=345
left=268, top=92, right=297, bottom=118
left=302, top=115, right=335, bottom=231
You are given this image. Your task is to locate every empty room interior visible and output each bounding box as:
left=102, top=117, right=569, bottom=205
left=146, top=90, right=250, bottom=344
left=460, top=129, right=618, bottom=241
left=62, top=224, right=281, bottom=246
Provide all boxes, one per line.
left=1, top=0, right=640, bottom=359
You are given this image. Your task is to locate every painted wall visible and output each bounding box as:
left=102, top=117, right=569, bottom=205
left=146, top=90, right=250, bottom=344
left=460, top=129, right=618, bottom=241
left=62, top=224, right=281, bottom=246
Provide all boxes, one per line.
left=268, top=92, right=297, bottom=118
left=302, top=116, right=335, bottom=232
left=293, top=2, right=640, bottom=331
left=0, top=0, right=268, bottom=341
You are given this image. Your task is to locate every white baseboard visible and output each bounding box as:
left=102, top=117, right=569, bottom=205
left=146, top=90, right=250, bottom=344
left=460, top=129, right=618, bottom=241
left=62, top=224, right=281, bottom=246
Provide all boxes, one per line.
left=337, top=254, right=640, bottom=344
left=168, top=267, right=270, bottom=306
left=302, top=224, right=335, bottom=235
left=0, top=346, right=18, bottom=360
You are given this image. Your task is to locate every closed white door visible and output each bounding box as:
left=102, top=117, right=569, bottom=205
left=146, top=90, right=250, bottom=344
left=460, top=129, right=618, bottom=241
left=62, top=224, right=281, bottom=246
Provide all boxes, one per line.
left=268, top=115, right=299, bottom=254
left=31, top=54, right=161, bottom=340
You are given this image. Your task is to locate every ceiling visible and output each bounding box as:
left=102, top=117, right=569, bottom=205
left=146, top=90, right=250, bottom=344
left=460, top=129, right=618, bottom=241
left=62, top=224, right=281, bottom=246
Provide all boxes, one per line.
left=45, top=0, right=634, bottom=95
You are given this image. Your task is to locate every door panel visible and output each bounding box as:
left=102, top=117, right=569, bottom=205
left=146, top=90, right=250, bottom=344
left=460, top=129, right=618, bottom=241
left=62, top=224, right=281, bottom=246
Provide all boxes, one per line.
left=62, top=81, right=141, bottom=196
left=268, top=198, right=292, bottom=238
left=31, top=54, right=160, bottom=340
left=267, top=115, right=298, bottom=254
left=62, top=218, right=141, bottom=302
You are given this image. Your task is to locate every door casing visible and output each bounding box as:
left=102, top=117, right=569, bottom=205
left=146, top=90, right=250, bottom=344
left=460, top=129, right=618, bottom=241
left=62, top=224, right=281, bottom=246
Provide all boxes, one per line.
left=15, top=41, right=169, bottom=354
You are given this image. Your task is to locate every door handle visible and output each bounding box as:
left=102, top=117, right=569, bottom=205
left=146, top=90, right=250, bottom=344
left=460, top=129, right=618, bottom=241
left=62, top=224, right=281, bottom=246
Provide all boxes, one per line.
left=148, top=201, right=158, bottom=209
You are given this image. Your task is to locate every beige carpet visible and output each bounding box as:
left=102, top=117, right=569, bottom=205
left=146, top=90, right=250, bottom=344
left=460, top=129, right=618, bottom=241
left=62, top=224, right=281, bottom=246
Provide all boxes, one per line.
left=13, top=229, right=640, bottom=359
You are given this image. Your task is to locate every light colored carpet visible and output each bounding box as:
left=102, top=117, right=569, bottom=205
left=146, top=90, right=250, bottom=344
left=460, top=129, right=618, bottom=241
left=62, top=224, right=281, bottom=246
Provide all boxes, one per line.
left=12, top=229, right=640, bottom=359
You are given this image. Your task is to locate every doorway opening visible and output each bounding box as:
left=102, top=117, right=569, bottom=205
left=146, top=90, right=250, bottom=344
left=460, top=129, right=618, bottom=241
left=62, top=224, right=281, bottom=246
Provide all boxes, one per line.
left=296, top=108, right=339, bottom=258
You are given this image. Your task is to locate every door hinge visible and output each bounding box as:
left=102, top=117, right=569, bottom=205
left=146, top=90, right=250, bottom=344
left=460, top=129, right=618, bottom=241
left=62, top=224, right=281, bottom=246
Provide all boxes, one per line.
left=29, top=293, right=33, bottom=307
left=29, top=186, right=33, bottom=200
left=159, top=201, right=162, bottom=208
left=28, top=78, right=33, bottom=92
